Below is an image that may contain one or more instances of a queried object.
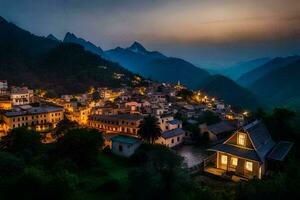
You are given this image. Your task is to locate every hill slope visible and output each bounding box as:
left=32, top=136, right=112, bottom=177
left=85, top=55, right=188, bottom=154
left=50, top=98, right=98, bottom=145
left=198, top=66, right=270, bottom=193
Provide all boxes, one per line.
left=198, top=75, right=262, bottom=110
left=216, top=57, right=271, bottom=80
left=248, top=59, right=300, bottom=111
left=106, top=42, right=210, bottom=89
left=63, top=32, right=105, bottom=58
left=237, top=56, right=300, bottom=86
left=0, top=16, right=140, bottom=95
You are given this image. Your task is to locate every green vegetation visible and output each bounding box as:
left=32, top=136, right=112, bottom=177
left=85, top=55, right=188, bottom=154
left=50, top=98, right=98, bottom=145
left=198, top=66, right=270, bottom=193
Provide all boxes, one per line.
left=138, top=115, right=162, bottom=144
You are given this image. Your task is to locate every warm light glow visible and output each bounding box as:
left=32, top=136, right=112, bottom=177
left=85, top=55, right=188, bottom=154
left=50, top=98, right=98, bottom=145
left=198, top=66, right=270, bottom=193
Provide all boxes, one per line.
left=238, top=133, right=246, bottom=146
left=221, top=155, right=228, bottom=165
left=245, top=161, right=253, bottom=171
left=231, top=157, right=238, bottom=166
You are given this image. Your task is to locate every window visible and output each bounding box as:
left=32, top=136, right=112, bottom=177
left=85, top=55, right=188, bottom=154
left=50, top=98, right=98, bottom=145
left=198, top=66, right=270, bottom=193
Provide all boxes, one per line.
left=221, top=155, right=228, bottom=165
left=245, top=161, right=253, bottom=171
left=231, top=157, right=238, bottom=166
left=171, top=139, right=174, bottom=143
left=118, top=145, right=123, bottom=152
left=238, top=133, right=246, bottom=146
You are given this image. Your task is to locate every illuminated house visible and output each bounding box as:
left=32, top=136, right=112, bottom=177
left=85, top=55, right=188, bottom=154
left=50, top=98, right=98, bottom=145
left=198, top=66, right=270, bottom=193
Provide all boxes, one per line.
left=10, top=86, right=34, bottom=106
left=88, top=114, right=143, bottom=135
left=2, top=105, right=64, bottom=132
left=207, top=120, right=293, bottom=180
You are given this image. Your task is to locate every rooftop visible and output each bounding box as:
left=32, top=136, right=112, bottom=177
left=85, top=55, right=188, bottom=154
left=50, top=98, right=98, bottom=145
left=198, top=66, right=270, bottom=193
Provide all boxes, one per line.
left=267, top=141, right=294, bottom=161
left=111, top=135, right=141, bottom=144
left=4, top=105, right=64, bottom=117
left=162, top=128, right=185, bottom=139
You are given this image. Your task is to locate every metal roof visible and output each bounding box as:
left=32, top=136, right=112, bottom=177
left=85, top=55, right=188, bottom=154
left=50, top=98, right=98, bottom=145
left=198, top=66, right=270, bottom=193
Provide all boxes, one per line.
left=161, top=128, right=185, bottom=139
left=111, top=135, right=141, bottom=144
left=243, top=120, right=275, bottom=161
left=267, top=141, right=294, bottom=161
left=208, top=121, right=236, bottom=135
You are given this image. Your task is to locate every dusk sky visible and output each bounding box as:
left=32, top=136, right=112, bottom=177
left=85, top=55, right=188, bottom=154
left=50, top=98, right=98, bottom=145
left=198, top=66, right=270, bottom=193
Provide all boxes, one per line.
left=1, top=0, right=300, bottom=67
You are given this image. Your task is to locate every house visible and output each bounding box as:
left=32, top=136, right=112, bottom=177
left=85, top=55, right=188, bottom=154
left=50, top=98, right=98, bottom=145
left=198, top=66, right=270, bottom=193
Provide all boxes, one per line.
left=0, top=80, right=8, bottom=94
left=156, top=128, right=185, bottom=148
left=206, top=120, right=293, bottom=180
left=2, top=105, right=64, bottom=132
left=88, top=114, right=143, bottom=135
left=111, top=135, right=142, bottom=157
left=199, top=121, right=236, bottom=143
left=10, top=86, right=34, bottom=106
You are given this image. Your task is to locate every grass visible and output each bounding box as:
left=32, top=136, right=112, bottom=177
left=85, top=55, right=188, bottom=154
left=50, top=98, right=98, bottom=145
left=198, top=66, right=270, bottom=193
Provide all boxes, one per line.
left=75, top=152, right=132, bottom=200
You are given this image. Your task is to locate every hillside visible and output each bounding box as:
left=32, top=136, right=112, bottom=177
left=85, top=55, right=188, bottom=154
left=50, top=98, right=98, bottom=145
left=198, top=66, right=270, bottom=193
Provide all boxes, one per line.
left=216, top=57, right=271, bottom=80
left=143, top=57, right=210, bottom=89
left=63, top=32, right=105, bottom=58
left=106, top=42, right=210, bottom=89
left=0, top=16, right=141, bottom=95
left=248, top=59, right=300, bottom=111
left=237, top=56, right=300, bottom=86
left=198, top=75, right=262, bottom=110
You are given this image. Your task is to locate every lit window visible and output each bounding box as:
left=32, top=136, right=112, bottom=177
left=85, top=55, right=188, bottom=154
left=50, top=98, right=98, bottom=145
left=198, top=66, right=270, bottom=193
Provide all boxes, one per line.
left=238, top=133, right=246, bottom=146
left=231, top=157, right=238, bottom=166
left=245, top=161, right=253, bottom=171
left=221, top=155, right=228, bottom=165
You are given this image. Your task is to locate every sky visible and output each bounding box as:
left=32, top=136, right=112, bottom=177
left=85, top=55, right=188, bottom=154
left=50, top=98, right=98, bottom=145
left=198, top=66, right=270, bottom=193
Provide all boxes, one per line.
left=1, top=0, right=300, bottom=68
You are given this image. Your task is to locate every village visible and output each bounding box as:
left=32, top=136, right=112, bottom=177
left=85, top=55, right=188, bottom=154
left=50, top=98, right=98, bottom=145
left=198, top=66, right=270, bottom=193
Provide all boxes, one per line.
left=0, top=79, right=294, bottom=182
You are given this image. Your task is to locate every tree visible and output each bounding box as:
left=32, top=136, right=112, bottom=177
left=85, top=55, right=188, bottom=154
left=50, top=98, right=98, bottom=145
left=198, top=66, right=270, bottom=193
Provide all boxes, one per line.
left=138, top=116, right=161, bottom=144
left=55, top=128, right=103, bottom=168
left=53, top=118, right=79, bottom=139
left=0, top=152, right=25, bottom=178
left=129, top=144, right=217, bottom=200
left=0, top=128, right=42, bottom=159
left=197, top=110, right=221, bottom=125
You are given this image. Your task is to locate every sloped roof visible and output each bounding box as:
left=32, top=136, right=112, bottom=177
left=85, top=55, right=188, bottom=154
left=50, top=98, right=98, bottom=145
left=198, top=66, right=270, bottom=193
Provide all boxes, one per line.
left=210, top=143, right=261, bottom=161
left=267, top=141, right=294, bottom=161
left=111, top=135, right=141, bottom=144
left=243, top=120, right=275, bottom=161
left=161, top=128, right=185, bottom=139
left=208, top=121, right=236, bottom=135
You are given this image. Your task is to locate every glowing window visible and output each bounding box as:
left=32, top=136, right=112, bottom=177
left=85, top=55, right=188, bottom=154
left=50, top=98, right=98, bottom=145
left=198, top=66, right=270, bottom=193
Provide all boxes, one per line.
left=231, top=157, right=238, bottom=166
left=221, top=155, right=228, bottom=165
left=238, top=133, right=246, bottom=146
left=245, top=161, right=253, bottom=171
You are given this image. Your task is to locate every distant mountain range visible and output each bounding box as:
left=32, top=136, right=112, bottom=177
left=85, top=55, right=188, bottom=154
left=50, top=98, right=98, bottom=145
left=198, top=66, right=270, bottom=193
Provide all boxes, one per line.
left=197, top=75, right=263, bottom=110
left=246, top=58, right=300, bottom=111
left=0, top=16, right=140, bottom=95
left=213, top=57, right=271, bottom=80
left=63, top=33, right=210, bottom=89
left=1, top=15, right=299, bottom=111
left=237, top=56, right=300, bottom=87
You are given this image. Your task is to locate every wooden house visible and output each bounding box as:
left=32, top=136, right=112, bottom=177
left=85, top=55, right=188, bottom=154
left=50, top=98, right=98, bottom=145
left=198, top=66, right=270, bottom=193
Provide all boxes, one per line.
left=207, top=120, right=293, bottom=179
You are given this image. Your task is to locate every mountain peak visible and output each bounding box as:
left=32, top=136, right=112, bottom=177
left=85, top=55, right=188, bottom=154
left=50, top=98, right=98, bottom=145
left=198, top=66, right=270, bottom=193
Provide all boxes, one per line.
left=47, top=34, right=59, bottom=41
left=0, top=16, right=8, bottom=23
left=128, top=41, right=147, bottom=53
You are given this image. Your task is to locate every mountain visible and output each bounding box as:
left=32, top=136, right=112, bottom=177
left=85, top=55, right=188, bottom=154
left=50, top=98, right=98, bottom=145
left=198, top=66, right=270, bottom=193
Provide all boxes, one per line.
left=248, top=59, right=300, bottom=111
left=215, top=57, right=271, bottom=80
left=106, top=42, right=210, bottom=89
left=46, top=34, right=59, bottom=41
left=105, top=42, right=166, bottom=72
left=0, top=16, right=141, bottom=95
left=63, top=32, right=105, bottom=58
left=142, top=58, right=210, bottom=89
left=237, top=56, right=300, bottom=86
left=198, top=75, right=262, bottom=110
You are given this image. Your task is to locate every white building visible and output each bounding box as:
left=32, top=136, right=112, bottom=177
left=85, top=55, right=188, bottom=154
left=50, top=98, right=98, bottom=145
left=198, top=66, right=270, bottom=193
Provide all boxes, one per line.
left=111, top=135, right=142, bottom=157
left=0, top=80, right=8, bottom=94
left=10, top=87, right=34, bottom=106
left=156, top=128, right=185, bottom=148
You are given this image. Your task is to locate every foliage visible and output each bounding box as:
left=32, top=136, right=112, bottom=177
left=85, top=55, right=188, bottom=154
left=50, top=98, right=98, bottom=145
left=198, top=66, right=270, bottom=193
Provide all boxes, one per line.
left=0, top=152, right=25, bottom=178
left=53, top=117, right=79, bottom=139
left=197, top=110, right=222, bottom=125
left=129, top=144, right=218, bottom=200
left=55, top=128, right=103, bottom=168
left=0, top=128, right=42, bottom=159
left=138, top=115, right=161, bottom=144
